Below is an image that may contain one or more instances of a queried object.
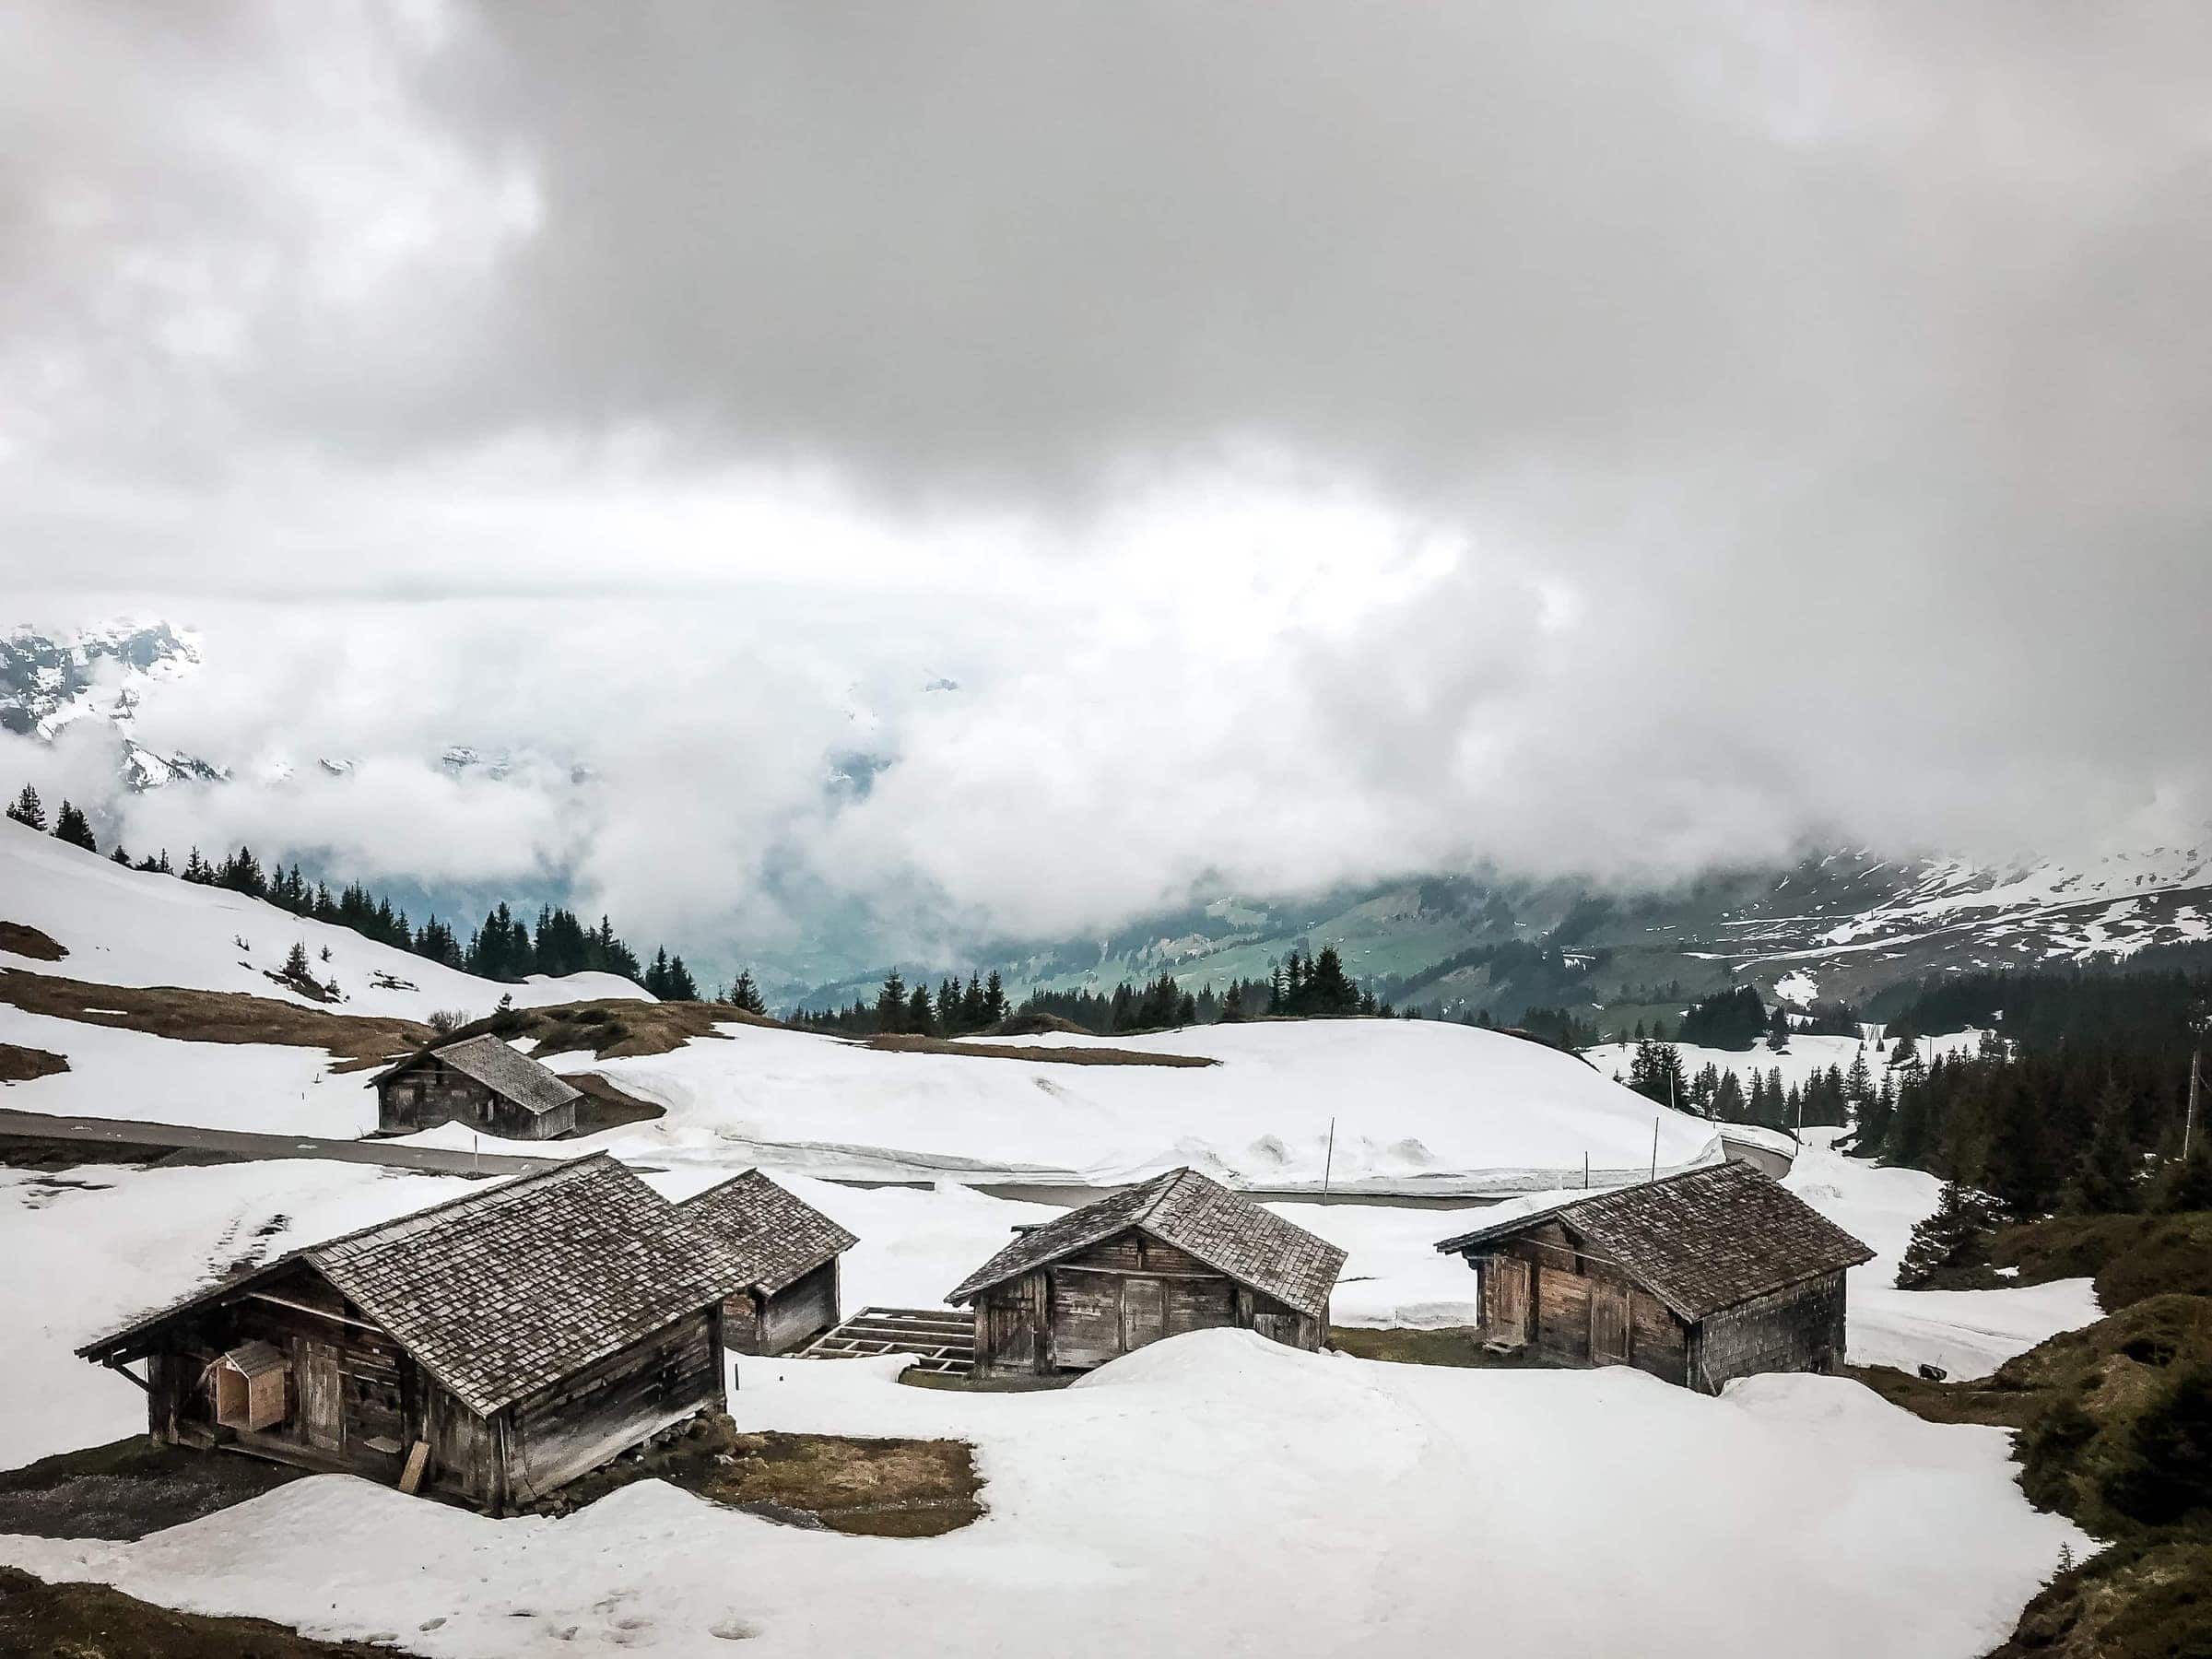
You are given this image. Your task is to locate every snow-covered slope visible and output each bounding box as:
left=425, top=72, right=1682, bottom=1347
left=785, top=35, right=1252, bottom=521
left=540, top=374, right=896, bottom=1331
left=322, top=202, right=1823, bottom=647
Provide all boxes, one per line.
left=0, top=817, right=645, bottom=1021
left=547, top=1018, right=1725, bottom=1189
left=0, top=1317, right=2081, bottom=1659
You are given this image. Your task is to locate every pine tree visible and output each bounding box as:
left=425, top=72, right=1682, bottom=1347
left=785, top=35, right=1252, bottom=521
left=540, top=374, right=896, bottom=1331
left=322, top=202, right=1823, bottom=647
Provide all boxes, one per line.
left=52, top=800, right=97, bottom=851
left=727, top=970, right=768, bottom=1016
left=1220, top=982, right=1247, bottom=1023
left=2065, top=1082, right=2141, bottom=1214
left=875, top=971, right=910, bottom=1035
left=111, top=844, right=131, bottom=865
left=906, top=982, right=935, bottom=1036
left=5, top=785, right=44, bottom=830
left=983, top=970, right=1008, bottom=1025
left=283, top=940, right=312, bottom=980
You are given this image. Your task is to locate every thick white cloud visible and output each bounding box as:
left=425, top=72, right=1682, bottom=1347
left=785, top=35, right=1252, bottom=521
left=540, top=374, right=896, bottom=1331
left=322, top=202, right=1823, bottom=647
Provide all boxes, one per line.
left=5, top=2, right=2211, bottom=961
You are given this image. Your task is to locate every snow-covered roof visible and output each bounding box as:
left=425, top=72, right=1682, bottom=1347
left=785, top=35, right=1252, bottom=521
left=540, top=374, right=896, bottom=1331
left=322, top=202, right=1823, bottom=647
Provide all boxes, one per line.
left=389, top=1031, right=582, bottom=1117
left=81, top=1155, right=743, bottom=1416
left=947, top=1167, right=1347, bottom=1320
left=679, top=1169, right=858, bottom=1295
left=1432, top=1161, right=1873, bottom=1322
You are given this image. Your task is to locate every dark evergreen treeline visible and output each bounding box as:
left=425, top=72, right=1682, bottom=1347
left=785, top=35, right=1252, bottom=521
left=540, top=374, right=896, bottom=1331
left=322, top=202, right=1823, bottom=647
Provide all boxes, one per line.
left=794, top=968, right=1014, bottom=1037
left=796, top=944, right=1398, bottom=1038
left=1676, top=985, right=1769, bottom=1049
left=1615, top=1036, right=1868, bottom=1131
left=7, top=782, right=723, bottom=998
left=1850, top=967, right=2211, bottom=1218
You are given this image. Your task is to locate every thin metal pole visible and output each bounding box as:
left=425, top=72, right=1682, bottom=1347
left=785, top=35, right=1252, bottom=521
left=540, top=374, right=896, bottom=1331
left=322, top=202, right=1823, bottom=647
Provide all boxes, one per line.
left=1583, top=1150, right=1590, bottom=1190
left=2187, top=1049, right=2201, bottom=1161
left=1324, top=1117, right=1336, bottom=1193
left=1651, top=1116, right=1659, bottom=1181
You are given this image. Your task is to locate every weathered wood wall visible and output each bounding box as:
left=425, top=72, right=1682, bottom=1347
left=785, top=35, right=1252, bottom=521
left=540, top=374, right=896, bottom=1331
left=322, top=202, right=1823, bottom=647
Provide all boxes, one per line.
left=724, top=1258, right=842, bottom=1356
left=1688, top=1271, right=1846, bottom=1393
left=1468, top=1232, right=1690, bottom=1386
left=507, top=1308, right=723, bottom=1502
left=376, top=1059, right=575, bottom=1141
left=970, top=1227, right=1323, bottom=1378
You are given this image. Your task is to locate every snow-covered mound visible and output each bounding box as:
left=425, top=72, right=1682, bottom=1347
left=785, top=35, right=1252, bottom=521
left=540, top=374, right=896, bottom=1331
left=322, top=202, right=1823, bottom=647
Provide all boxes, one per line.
left=0, top=818, right=646, bottom=1022
left=0, top=1320, right=2082, bottom=1658
left=555, top=1017, right=1724, bottom=1188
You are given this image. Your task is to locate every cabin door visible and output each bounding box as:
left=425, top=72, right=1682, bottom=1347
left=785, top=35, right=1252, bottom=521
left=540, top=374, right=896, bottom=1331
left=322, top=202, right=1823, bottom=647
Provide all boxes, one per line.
left=1590, top=1283, right=1630, bottom=1367
left=1488, top=1257, right=1531, bottom=1344
left=298, top=1339, right=344, bottom=1453
left=1121, top=1277, right=1166, bottom=1351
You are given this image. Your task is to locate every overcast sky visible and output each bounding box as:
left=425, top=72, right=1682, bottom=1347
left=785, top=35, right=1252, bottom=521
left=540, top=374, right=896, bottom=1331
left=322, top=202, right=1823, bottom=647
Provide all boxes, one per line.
left=6, top=1, right=2211, bottom=959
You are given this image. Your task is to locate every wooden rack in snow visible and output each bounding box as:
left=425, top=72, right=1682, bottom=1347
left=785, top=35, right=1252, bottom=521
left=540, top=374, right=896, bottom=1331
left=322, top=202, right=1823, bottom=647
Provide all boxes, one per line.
left=798, top=1307, right=974, bottom=1375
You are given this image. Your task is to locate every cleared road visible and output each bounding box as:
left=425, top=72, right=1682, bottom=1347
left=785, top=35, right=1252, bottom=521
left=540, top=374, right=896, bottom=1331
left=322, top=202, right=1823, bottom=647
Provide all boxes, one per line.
left=0, top=1107, right=559, bottom=1177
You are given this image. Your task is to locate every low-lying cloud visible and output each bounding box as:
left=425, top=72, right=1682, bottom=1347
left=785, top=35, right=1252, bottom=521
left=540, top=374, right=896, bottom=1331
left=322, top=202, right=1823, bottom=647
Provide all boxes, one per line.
left=5, top=2, right=2211, bottom=970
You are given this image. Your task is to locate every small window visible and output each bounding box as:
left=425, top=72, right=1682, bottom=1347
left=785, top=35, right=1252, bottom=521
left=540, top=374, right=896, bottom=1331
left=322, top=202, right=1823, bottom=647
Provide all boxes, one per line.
left=210, top=1341, right=289, bottom=1432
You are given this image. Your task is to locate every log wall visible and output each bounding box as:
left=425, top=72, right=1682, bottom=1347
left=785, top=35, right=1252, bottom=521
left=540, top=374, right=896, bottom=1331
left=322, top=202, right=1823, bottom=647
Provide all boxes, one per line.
left=507, top=1308, right=723, bottom=1502
left=969, top=1226, right=1323, bottom=1378
left=1688, top=1271, right=1846, bottom=1394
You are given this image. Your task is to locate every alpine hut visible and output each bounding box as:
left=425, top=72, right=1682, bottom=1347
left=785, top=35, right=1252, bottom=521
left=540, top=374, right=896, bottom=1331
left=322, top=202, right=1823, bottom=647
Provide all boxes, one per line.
left=76, top=1155, right=741, bottom=1511
left=1432, top=1160, right=1874, bottom=1393
left=374, top=1031, right=582, bottom=1141
left=679, top=1170, right=858, bottom=1354
left=948, top=1167, right=1347, bottom=1379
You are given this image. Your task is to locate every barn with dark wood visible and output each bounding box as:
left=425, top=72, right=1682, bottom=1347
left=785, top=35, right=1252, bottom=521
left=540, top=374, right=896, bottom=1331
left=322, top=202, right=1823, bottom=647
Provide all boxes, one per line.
left=949, top=1167, right=1347, bottom=1380
left=1432, top=1160, right=1874, bottom=1393
left=679, top=1170, right=858, bottom=1355
left=374, top=1031, right=582, bottom=1141
left=76, top=1155, right=741, bottom=1512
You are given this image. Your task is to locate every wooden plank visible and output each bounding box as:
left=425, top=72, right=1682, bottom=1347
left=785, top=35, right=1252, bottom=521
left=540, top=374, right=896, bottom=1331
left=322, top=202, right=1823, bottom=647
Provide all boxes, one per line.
left=398, top=1441, right=429, bottom=1495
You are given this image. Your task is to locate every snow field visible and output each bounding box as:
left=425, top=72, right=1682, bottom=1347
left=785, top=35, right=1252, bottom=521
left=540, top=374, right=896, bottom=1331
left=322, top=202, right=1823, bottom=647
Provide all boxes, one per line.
left=0, top=1332, right=2086, bottom=1659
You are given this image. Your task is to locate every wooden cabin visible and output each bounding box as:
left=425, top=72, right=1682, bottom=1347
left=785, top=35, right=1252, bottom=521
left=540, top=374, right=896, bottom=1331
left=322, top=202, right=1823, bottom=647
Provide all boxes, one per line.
left=76, top=1155, right=743, bottom=1512
left=1432, top=1160, right=1874, bottom=1394
left=678, top=1170, right=858, bottom=1354
left=374, top=1031, right=581, bottom=1141
left=949, top=1167, right=1347, bottom=1380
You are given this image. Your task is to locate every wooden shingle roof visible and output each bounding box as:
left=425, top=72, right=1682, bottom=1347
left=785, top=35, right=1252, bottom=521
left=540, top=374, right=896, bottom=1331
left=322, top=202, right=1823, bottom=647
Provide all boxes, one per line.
left=1432, top=1161, right=1874, bottom=1321
left=678, top=1170, right=857, bottom=1295
left=947, top=1168, right=1347, bottom=1320
left=81, top=1156, right=744, bottom=1416
left=413, top=1032, right=582, bottom=1116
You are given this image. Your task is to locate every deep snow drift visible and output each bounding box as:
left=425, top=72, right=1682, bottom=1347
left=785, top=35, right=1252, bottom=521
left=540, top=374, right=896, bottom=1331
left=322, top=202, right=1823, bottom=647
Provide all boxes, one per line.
left=563, top=1017, right=1725, bottom=1188
left=1, top=1331, right=2083, bottom=1659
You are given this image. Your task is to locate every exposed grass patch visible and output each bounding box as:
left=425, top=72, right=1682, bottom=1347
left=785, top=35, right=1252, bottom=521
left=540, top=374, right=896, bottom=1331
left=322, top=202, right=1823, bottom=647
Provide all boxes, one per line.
left=1327, top=1325, right=1509, bottom=1370
left=440, top=997, right=755, bottom=1062
left=545, top=1410, right=982, bottom=1538
left=864, top=1033, right=1218, bottom=1068
left=0, top=968, right=429, bottom=1071
left=0, top=1042, right=68, bottom=1083
left=1858, top=1294, right=2212, bottom=1659
left=0, top=1566, right=418, bottom=1658
left=0, top=921, right=65, bottom=961
left=1994, top=1211, right=2212, bottom=1311
left=0, top=1435, right=303, bottom=1541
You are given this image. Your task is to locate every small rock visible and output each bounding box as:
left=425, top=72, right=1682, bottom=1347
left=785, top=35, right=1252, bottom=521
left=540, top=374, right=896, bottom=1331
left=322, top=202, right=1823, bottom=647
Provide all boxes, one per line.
left=1917, top=1362, right=1947, bottom=1382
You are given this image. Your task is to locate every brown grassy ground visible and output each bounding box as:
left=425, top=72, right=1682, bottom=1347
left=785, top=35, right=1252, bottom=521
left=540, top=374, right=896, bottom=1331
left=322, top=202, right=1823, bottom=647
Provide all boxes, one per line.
left=0, top=1436, right=302, bottom=1541
left=1326, top=1325, right=1512, bottom=1369
left=0, top=968, right=429, bottom=1071
left=547, top=1411, right=982, bottom=1537
left=440, top=997, right=755, bottom=1061
left=864, top=1033, right=1218, bottom=1068
left=0, top=920, right=66, bottom=961
left=0, top=1568, right=418, bottom=1658
left=0, top=1041, right=68, bottom=1082
left=1994, top=1211, right=2212, bottom=1311
left=1853, top=1293, right=2212, bottom=1659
